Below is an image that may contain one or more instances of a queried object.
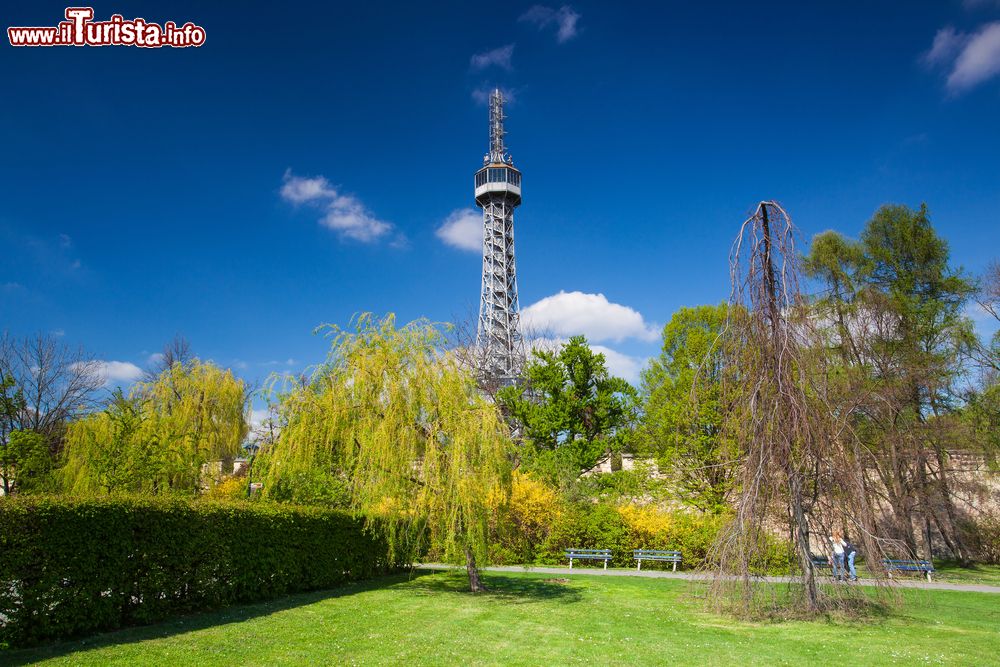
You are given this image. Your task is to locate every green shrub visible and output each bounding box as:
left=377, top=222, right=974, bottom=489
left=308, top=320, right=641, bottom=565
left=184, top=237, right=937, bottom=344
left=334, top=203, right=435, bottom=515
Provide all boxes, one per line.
left=509, top=499, right=793, bottom=573
left=962, top=513, right=1000, bottom=564
left=0, top=496, right=398, bottom=648
left=536, top=503, right=634, bottom=566
left=533, top=503, right=630, bottom=567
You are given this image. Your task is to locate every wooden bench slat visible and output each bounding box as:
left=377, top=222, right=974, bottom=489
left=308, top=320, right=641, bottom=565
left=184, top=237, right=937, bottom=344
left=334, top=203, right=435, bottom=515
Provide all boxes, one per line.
left=565, top=547, right=612, bottom=570
left=810, top=555, right=831, bottom=568
left=633, top=550, right=682, bottom=571
left=882, top=559, right=935, bottom=581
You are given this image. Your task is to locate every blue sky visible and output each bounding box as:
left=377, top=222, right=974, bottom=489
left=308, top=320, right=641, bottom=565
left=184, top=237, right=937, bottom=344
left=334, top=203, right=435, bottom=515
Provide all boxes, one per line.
left=2, top=1, right=999, bottom=394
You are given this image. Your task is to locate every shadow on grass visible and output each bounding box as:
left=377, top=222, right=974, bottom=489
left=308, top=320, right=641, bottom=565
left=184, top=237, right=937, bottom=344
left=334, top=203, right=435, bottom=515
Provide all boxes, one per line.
left=2, top=570, right=584, bottom=664
left=399, top=569, right=583, bottom=605
left=1, top=571, right=437, bottom=666
left=676, top=576, right=905, bottom=627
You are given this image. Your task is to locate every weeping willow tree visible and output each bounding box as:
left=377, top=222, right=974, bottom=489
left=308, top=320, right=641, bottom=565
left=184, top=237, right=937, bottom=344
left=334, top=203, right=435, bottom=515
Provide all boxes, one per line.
left=62, top=359, right=249, bottom=494
left=261, top=314, right=512, bottom=592
left=702, top=201, right=896, bottom=617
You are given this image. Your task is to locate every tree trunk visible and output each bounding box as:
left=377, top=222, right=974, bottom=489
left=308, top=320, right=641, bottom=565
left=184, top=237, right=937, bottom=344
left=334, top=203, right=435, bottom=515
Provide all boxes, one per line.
left=464, top=546, right=485, bottom=593
left=761, top=205, right=819, bottom=611
left=789, top=466, right=819, bottom=610
left=931, top=445, right=971, bottom=565
left=882, top=449, right=919, bottom=556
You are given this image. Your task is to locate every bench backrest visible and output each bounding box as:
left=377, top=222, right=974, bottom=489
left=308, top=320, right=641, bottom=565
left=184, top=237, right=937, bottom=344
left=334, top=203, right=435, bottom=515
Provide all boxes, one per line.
left=883, top=559, right=934, bottom=571
left=633, top=550, right=681, bottom=557
left=565, top=549, right=611, bottom=556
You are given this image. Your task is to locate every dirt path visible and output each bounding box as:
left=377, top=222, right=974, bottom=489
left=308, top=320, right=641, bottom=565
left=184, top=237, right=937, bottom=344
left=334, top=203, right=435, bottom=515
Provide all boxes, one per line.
left=415, top=563, right=1000, bottom=594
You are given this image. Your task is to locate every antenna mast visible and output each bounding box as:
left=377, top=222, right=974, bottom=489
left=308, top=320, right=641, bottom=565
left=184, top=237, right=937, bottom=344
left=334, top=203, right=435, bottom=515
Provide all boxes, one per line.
left=486, top=89, right=510, bottom=165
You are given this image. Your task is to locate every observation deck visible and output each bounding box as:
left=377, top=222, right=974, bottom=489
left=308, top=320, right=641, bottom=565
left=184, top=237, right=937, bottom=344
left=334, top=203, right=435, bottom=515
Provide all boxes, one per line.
left=474, top=163, right=522, bottom=206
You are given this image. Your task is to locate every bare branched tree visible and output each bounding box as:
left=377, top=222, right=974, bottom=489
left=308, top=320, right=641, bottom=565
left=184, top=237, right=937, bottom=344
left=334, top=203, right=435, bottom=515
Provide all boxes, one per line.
left=979, top=261, right=1000, bottom=323
left=702, top=202, right=896, bottom=617
left=0, top=332, right=104, bottom=493
left=143, top=334, right=193, bottom=381
left=973, top=260, right=1000, bottom=376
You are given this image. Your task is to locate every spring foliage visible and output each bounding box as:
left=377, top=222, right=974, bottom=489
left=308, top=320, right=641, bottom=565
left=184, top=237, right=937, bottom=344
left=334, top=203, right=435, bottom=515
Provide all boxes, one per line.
left=262, top=314, right=512, bottom=572
left=498, top=336, right=638, bottom=486
left=640, top=304, right=737, bottom=513
left=60, top=360, right=248, bottom=494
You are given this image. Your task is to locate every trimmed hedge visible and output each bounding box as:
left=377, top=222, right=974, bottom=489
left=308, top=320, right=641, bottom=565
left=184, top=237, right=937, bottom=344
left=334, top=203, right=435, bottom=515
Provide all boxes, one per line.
left=0, top=497, right=398, bottom=648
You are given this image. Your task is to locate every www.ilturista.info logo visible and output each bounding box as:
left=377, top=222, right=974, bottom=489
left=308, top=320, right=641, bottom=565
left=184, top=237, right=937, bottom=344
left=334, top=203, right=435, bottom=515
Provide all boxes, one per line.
left=8, top=7, right=206, bottom=48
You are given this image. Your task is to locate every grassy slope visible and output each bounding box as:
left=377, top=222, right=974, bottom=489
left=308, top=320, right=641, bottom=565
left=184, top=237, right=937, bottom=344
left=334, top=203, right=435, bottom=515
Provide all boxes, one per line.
left=5, top=571, right=999, bottom=667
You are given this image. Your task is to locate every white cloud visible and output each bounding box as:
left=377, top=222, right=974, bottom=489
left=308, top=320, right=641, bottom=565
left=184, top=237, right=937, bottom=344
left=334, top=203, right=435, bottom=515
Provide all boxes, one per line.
left=923, top=22, right=1000, bottom=94
left=923, top=27, right=966, bottom=66
left=520, top=5, right=580, bottom=43
left=260, top=358, right=297, bottom=367
left=471, top=44, right=514, bottom=70
left=436, top=208, right=481, bottom=252
left=521, top=291, right=659, bottom=343
left=528, top=337, right=645, bottom=384
left=592, top=345, right=644, bottom=384
left=948, top=22, right=1000, bottom=92
left=248, top=407, right=279, bottom=443
left=91, top=360, right=143, bottom=385
left=280, top=169, right=395, bottom=243
left=249, top=408, right=270, bottom=429
left=279, top=172, right=336, bottom=203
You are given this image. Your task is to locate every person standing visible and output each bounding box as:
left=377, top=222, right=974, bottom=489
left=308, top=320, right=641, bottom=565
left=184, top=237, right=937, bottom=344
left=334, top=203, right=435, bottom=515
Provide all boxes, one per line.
left=830, top=530, right=847, bottom=581
left=843, top=537, right=858, bottom=581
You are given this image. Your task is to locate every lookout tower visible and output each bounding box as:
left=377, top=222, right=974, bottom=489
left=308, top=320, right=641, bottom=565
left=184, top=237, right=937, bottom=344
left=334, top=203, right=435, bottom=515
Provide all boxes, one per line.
left=474, top=89, right=524, bottom=386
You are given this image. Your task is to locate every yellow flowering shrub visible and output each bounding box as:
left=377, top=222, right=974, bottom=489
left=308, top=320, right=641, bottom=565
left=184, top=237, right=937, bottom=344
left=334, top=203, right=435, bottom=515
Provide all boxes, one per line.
left=205, top=476, right=247, bottom=500
left=618, top=503, right=674, bottom=546
left=488, top=471, right=562, bottom=563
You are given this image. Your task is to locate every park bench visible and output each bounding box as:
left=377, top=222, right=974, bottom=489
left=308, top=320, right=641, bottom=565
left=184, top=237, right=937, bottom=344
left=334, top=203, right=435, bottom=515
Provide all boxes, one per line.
left=565, top=548, right=612, bottom=569
left=633, top=549, right=682, bottom=571
left=810, top=554, right=831, bottom=570
left=883, top=559, right=935, bottom=582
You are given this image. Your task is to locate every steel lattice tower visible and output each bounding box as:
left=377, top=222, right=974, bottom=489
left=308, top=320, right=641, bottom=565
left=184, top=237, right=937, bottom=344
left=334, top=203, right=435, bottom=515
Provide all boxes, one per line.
left=474, top=89, right=525, bottom=386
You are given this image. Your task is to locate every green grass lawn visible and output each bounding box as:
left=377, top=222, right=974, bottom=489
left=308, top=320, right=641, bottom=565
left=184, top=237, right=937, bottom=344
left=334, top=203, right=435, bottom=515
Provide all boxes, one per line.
left=5, top=571, right=999, bottom=666
left=932, top=561, right=1000, bottom=586
left=807, top=560, right=1000, bottom=586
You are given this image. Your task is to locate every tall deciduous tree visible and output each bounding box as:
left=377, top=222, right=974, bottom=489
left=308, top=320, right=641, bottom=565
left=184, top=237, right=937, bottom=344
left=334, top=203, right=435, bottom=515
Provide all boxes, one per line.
left=261, top=315, right=512, bottom=592
left=0, top=332, right=104, bottom=494
left=498, top=336, right=638, bottom=487
left=640, top=304, right=736, bottom=513
left=61, top=359, right=249, bottom=494
left=804, top=203, right=976, bottom=562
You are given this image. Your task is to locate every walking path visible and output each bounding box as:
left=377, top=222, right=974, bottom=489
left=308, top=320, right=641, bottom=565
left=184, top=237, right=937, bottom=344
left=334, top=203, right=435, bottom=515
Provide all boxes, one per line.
left=415, top=563, right=1000, bottom=594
